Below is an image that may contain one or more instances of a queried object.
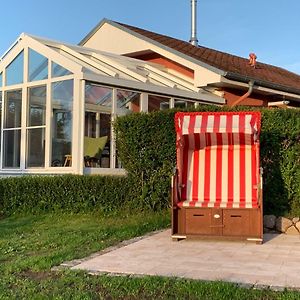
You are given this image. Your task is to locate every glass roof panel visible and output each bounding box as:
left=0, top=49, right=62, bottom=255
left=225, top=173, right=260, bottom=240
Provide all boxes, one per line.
left=6, top=51, right=24, bottom=86
left=52, top=62, right=72, bottom=78
left=28, top=48, right=48, bottom=82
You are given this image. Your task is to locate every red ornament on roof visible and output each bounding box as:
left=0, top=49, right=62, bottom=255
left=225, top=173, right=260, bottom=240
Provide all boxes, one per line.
left=249, top=53, right=257, bottom=68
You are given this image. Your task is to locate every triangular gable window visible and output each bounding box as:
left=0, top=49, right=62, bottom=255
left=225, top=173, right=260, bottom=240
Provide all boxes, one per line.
left=52, top=62, right=72, bottom=78
left=6, top=51, right=24, bottom=86
left=28, top=48, right=48, bottom=82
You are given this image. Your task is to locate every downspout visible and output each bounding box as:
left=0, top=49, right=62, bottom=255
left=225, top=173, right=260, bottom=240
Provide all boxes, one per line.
left=230, top=80, right=255, bottom=107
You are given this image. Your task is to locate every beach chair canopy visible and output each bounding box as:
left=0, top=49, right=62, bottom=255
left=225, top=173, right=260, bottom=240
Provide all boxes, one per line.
left=175, top=112, right=261, bottom=209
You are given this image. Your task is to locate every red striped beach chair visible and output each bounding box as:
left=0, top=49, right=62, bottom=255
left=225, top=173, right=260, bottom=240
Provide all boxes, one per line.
left=171, top=111, right=263, bottom=243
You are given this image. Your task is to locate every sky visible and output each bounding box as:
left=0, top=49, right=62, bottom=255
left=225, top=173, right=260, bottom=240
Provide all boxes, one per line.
left=1, top=0, right=300, bottom=74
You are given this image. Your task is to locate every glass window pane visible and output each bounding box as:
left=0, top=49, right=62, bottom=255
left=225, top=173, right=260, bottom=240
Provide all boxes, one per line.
left=4, top=89, right=22, bottom=128
left=6, top=51, right=24, bottom=86
left=85, top=84, right=112, bottom=108
left=84, top=83, right=112, bottom=169
left=52, top=80, right=73, bottom=110
left=0, top=73, right=2, bottom=87
left=84, top=112, right=96, bottom=137
left=51, top=80, right=73, bottom=167
left=117, top=89, right=139, bottom=115
left=84, top=112, right=110, bottom=168
left=28, top=49, right=48, bottom=82
left=52, top=62, right=72, bottom=78
left=131, top=97, right=140, bottom=112
left=174, top=99, right=195, bottom=108
left=28, top=86, right=46, bottom=126
left=3, top=130, right=21, bottom=168
left=85, top=112, right=111, bottom=137
left=26, top=128, right=45, bottom=168
left=148, top=95, right=170, bottom=112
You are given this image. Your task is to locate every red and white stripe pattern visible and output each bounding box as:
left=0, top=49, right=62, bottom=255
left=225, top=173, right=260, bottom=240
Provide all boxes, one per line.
left=175, top=112, right=261, bottom=209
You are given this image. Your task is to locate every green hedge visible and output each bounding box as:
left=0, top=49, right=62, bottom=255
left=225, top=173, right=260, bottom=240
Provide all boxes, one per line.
left=0, top=175, right=132, bottom=216
left=260, top=109, right=300, bottom=215
left=1, top=106, right=299, bottom=217
left=115, top=110, right=176, bottom=210
left=115, top=106, right=300, bottom=216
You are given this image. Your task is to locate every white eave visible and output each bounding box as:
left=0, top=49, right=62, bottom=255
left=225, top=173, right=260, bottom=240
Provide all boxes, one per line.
left=220, top=76, right=300, bottom=101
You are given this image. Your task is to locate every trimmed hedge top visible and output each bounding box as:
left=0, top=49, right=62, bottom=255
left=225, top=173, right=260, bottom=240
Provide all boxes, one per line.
left=0, top=175, right=133, bottom=216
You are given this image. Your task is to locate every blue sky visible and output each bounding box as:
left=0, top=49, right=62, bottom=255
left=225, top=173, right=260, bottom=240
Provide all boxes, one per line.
left=1, top=0, right=300, bottom=73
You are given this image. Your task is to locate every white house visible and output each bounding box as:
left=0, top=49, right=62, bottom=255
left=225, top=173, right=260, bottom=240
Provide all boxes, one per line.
left=1, top=18, right=300, bottom=175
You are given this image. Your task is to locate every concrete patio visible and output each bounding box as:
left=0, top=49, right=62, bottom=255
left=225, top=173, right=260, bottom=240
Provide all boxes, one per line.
left=68, top=230, right=300, bottom=290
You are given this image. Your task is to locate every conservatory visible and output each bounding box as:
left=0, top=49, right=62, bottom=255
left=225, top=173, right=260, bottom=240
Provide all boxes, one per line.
left=0, top=33, right=223, bottom=175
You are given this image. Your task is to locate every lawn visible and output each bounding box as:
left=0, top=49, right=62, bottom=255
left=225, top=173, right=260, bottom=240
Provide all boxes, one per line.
left=0, top=210, right=299, bottom=299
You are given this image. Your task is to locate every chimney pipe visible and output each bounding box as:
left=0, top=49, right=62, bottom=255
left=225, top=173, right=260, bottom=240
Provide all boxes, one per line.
left=190, top=0, right=198, bottom=46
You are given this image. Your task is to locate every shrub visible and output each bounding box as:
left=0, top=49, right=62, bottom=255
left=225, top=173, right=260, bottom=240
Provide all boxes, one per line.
left=114, top=111, right=176, bottom=210
left=0, top=175, right=133, bottom=216
left=115, top=106, right=300, bottom=216
left=260, top=109, right=300, bottom=215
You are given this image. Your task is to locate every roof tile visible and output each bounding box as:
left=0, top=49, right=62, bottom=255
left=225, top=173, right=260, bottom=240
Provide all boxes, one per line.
left=117, top=22, right=300, bottom=94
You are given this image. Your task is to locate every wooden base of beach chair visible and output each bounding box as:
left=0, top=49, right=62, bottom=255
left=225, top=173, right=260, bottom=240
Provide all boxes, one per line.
left=171, top=207, right=263, bottom=243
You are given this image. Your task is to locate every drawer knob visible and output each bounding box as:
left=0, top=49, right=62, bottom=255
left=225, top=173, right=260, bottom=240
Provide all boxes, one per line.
left=214, top=214, right=220, bottom=219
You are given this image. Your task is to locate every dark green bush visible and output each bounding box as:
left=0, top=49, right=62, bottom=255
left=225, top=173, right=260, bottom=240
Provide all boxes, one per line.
left=0, top=175, right=133, bottom=216
left=115, top=106, right=300, bottom=216
left=260, top=109, right=300, bottom=215
left=114, top=111, right=176, bottom=210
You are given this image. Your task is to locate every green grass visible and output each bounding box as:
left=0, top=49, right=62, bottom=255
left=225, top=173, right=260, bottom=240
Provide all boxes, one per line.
left=0, top=211, right=299, bottom=299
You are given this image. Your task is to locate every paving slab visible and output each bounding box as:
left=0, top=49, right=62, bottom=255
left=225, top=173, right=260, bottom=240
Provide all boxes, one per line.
left=70, top=230, right=300, bottom=290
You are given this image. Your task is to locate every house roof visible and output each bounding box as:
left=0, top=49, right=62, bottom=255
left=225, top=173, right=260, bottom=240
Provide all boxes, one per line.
left=0, top=33, right=223, bottom=104
left=36, top=35, right=222, bottom=102
left=113, top=21, right=300, bottom=95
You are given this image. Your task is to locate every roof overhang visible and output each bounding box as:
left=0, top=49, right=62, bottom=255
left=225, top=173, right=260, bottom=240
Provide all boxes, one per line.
left=219, top=76, right=300, bottom=102
left=224, top=72, right=300, bottom=97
